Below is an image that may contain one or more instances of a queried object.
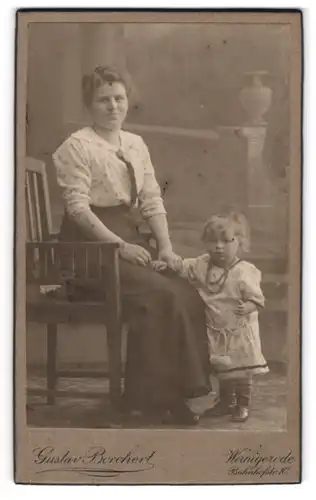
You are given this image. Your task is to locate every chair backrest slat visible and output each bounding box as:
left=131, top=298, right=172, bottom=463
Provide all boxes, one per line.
left=25, top=173, right=37, bottom=241
left=32, top=172, right=43, bottom=241
left=25, top=157, right=52, bottom=242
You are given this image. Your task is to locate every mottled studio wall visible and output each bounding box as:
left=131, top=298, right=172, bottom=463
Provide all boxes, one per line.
left=27, top=23, right=290, bottom=246
left=26, top=23, right=290, bottom=366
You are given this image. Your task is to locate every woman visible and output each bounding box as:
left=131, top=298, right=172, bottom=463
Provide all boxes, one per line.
left=53, top=65, right=211, bottom=425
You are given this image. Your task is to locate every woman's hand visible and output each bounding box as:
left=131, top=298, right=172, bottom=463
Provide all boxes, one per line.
left=119, top=242, right=152, bottom=266
left=158, top=248, right=182, bottom=271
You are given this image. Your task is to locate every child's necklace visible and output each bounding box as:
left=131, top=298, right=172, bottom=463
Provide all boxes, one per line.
left=206, top=257, right=241, bottom=294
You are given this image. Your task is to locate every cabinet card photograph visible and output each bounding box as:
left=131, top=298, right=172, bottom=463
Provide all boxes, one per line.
left=15, top=9, right=302, bottom=484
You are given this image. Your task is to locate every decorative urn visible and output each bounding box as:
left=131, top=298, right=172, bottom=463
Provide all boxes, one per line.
left=239, top=70, right=273, bottom=125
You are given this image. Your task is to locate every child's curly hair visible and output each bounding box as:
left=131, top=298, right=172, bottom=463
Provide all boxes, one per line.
left=201, top=212, right=251, bottom=253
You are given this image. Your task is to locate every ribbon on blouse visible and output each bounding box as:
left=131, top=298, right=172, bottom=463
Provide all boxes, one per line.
left=116, top=150, right=138, bottom=207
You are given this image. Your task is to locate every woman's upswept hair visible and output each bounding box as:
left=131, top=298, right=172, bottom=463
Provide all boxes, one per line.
left=82, top=65, right=131, bottom=108
left=201, top=212, right=251, bottom=253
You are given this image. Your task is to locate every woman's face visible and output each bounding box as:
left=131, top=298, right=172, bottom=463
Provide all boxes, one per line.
left=89, top=82, right=128, bottom=131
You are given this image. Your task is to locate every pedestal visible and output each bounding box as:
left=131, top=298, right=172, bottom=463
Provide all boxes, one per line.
left=239, top=125, right=282, bottom=256
left=217, top=125, right=286, bottom=257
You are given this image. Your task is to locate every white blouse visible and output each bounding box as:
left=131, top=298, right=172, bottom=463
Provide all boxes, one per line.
left=52, top=126, right=166, bottom=220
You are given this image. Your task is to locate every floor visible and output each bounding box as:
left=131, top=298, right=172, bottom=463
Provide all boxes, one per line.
left=27, top=371, right=287, bottom=431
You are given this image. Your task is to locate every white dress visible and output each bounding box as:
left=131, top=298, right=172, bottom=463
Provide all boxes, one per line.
left=179, top=255, right=269, bottom=380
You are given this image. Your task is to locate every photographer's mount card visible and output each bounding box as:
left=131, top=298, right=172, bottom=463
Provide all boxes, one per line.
left=15, top=10, right=302, bottom=484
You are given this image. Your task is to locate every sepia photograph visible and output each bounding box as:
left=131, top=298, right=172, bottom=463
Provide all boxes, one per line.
left=15, top=10, right=302, bottom=484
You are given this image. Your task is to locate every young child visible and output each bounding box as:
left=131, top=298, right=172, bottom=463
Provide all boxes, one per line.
left=152, top=212, right=269, bottom=422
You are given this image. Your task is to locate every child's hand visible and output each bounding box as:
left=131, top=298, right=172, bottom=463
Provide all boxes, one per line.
left=150, top=260, right=168, bottom=272
left=172, top=258, right=184, bottom=273
left=158, top=249, right=182, bottom=271
left=235, top=300, right=257, bottom=316
left=188, top=266, right=196, bottom=281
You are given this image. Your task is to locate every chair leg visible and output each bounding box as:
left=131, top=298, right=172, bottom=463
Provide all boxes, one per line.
left=106, top=323, right=122, bottom=410
left=104, top=249, right=122, bottom=410
left=46, top=323, right=58, bottom=405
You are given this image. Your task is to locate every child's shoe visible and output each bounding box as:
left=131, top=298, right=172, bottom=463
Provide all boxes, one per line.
left=203, top=389, right=237, bottom=417
left=232, top=378, right=252, bottom=422
left=231, top=405, right=249, bottom=422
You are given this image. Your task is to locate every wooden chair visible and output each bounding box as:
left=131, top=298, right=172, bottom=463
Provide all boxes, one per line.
left=25, top=157, right=122, bottom=408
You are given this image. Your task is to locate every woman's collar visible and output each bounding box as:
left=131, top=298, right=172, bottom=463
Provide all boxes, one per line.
left=88, top=125, right=123, bottom=151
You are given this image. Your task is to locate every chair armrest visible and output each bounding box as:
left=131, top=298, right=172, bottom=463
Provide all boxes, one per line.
left=26, top=240, right=120, bottom=249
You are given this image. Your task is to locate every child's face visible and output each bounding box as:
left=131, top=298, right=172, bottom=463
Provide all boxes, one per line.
left=204, top=225, right=239, bottom=267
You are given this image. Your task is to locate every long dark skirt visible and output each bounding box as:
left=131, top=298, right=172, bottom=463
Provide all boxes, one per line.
left=59, top=205, right=211, bottom=411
